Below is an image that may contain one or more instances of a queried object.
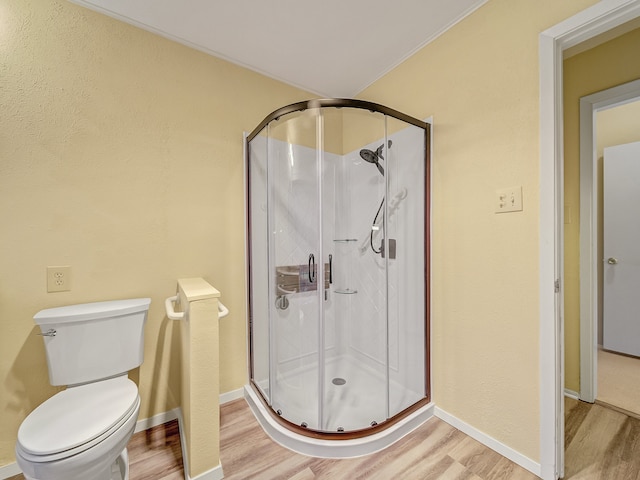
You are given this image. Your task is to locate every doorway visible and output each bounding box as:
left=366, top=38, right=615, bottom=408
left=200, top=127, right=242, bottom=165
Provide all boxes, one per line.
left=578, top=85, right=640, bottom=410
left=539, top=2, right=640, bottom=479
left=578, top=93, right=640, bottom=417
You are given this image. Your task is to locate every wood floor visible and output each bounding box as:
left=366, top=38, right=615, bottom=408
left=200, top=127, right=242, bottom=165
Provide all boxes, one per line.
left=564, top=397, right=640, bottom=480
left=8, top=397, right=640, bottom=479
left=218, top=399, right=536, bottom=480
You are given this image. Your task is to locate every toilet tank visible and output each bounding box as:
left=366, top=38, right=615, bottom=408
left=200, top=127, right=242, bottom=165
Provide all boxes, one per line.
left=34, top=298, right=151, bottom=386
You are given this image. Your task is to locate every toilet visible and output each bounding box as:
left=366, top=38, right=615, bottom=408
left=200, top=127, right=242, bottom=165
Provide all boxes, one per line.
left=15, top=298, right=151, bottom=480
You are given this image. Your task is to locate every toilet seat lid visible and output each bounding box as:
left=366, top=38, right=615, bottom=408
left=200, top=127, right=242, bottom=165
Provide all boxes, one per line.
left=18, top=376, right=139, bottom=456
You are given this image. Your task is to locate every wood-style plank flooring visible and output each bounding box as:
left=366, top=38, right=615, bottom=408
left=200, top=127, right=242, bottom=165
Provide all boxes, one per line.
left=9, top=397, right=640, bottom=479
left=564, top=396, right=640, bottom=480
left=219, top=399, right=535, bottom=480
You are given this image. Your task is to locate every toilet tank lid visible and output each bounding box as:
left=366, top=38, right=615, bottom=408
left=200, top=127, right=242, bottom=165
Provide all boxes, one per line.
left=34, top=298, right=151, bottom=325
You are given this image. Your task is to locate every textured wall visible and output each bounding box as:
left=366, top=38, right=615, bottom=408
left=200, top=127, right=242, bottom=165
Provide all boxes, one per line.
left=0, top=0, right=310, bottom=467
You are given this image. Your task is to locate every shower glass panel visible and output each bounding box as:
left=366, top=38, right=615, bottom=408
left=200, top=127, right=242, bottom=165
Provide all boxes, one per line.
left=247, top=99, right=429, bottom=437
left=248, top=125, right=270, bottom=401
left=385, top=116, right=427, bottom=417
left=268, top=109, right=321, bottom=430
left=321, top=107, right=389, bottom=431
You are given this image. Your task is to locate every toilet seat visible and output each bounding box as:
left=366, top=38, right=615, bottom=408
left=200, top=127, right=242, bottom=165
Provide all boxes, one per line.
left=17, top=376, right=139, bottom=462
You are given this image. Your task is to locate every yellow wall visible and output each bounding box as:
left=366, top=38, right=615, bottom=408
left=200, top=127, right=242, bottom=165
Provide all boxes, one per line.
left=597, top=100, right=640, bottom=153
left=0, top=0, right=311, bottom=467
left=563, top=27, right=640, bottom=393
left=360, top=0, right=598, bottom=461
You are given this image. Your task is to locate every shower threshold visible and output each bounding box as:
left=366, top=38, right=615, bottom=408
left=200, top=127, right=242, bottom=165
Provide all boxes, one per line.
left=244, top=384, right=434, bottom=459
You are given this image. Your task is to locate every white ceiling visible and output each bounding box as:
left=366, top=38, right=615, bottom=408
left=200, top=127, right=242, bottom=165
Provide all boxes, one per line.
left=70, top=0, right=488, bottom=98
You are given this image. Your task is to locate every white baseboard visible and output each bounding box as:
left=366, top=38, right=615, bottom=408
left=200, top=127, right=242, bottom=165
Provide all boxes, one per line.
left=175, top=408, right=224, bottom=480
left=0, top=462, right=22, bottom=479
left=564, top=389, right=580, bottom=400
left=220, top=387, right=244, bottom=405
left=434, top=407, right=541, bottom=478
left=135, top=407, right=180, bottom=433
left=186, top=463, right=224, bottom=480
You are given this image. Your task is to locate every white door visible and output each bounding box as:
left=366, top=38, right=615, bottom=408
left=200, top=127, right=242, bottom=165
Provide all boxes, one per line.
left=603, top=141, right=640, bottom=357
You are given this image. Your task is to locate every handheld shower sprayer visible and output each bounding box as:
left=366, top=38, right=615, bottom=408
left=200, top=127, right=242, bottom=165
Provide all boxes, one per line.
left=358, top=140, right=394, bottom=255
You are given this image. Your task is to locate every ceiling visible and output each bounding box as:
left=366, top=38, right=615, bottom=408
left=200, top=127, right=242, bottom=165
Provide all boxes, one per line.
left=70, top=0, right=488, bottom=98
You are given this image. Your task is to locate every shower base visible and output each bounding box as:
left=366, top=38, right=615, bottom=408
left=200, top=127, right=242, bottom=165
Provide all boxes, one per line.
left=267, top=355, right=424, bottom=432
left=244, top=356, right=433, bottom=458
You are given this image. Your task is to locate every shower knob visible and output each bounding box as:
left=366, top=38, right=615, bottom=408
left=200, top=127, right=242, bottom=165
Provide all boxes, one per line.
left=275, top=295, right=289, bottom=310
left=607, top=257, right=618, bottom=265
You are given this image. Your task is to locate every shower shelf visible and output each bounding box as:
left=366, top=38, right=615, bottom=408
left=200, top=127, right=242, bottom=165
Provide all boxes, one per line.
left=334, top=288, right=358, bottom=295
left=333, top=239, right=357, bottom=243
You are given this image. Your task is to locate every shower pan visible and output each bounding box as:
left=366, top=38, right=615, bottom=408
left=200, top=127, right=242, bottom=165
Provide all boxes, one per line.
left=245, top=99, right=431, bottom=456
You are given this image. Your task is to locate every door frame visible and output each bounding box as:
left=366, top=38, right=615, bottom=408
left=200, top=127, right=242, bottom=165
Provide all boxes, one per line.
left=539, top=1, right=640, bottom=479
left=579, top=80, right=640, bottom=403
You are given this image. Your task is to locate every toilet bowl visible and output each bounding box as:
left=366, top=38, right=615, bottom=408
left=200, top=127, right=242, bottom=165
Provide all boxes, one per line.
left=16, top=376, right=140, bottom=480
left=15, top=298, right=150, bottom=480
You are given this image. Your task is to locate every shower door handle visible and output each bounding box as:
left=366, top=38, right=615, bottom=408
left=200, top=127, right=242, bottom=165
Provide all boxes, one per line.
left=308, top=253, right=316, bottom=282
left=328, top=254, right=333, bottom=284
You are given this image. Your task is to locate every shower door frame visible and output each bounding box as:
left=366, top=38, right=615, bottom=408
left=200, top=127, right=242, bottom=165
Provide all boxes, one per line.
left=245, top=98, right=431, bottom=440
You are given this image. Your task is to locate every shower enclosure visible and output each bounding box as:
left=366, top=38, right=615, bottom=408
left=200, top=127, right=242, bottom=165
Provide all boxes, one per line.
left=246, top=99, right=430, bottom=439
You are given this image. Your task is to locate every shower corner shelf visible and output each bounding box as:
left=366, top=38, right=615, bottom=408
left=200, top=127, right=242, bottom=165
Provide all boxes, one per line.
left=334, top=288, right=357, bottom=295
left=333, top=238, right=357, bottom=243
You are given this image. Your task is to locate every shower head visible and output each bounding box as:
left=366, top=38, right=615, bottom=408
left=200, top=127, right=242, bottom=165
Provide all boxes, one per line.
left=359, top=148, right=385, bottom=176
left=359, top=140, right=391, bottom=176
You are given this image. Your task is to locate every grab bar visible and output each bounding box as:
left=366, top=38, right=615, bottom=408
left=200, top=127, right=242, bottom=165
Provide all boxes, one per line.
left=165, top=295, right=184, bottom=320
left=165, top=295, right=229, bottom=320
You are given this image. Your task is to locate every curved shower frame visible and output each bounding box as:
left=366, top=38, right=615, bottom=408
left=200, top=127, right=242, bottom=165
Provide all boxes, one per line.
left=246, top=98, right=431, bottom=443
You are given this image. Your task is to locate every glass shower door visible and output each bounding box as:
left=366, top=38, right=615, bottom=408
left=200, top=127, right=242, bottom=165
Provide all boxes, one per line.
left=385, top=117, right=427, bottom=417
left=321, top=108, right=389, bottom=432
left=267, top=110, right=322, bottom=430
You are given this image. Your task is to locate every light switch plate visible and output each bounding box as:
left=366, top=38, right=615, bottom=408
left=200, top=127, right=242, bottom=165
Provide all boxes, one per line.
left=495, top=186, right=523, bottom=213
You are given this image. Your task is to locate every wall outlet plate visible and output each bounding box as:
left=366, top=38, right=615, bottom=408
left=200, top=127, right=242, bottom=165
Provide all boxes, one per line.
left=47, top=266, right=71, bottom=292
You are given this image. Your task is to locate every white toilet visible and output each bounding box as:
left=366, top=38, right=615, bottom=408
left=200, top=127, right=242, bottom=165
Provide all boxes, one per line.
left=15, top=298, right=151, bottom=480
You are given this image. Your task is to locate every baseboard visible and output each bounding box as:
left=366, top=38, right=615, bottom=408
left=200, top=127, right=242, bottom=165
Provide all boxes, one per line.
left=564, top=389, right=580, bottom=400
left=0, top=462, right=22, bottom=479
left=134, top=388, right=242, bottom=434
left=220, top=387, right=244, bottom=404
left=186, top=463, right=224, bottom=480
left=434, top=407, right=541, bottom=478
left=175, top=408, right=224, bottom=480
left=135, top=407, right=180, bottom=433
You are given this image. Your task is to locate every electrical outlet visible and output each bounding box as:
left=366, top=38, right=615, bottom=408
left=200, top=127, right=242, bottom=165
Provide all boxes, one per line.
left=495, top=186, right=523, bottom=213
left=47, top=266, right=71, bottom=292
